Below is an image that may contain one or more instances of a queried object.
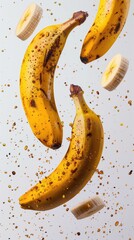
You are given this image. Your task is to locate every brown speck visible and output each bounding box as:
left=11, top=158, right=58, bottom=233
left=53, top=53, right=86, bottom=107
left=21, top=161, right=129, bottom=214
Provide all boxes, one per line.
left=87, top=133, right=92, bottom=137
left=71, top=168, right=77, bottom=174
left=49, top=181, right=53, bottom=185
left=114, top=22, right=121, bottom=34
left=87, top=118, right=91, bottom=130
left=115, top=221, right=119, bottom=226
left=44, top=36, right=60, bottom=66
left=99, top=36, right=105, bottom=43
left=40, top=73, right=42, bottom=84
left=128, top=170, right=133, bottom=175
left=66, top=162, right=70, bottom=167
left=128, top=100, right=132, bottom=106
left=96, top=54, right=100, bottom=59
left=30, top=99, right=36, bottom=107
left=109, top=27, right=114, bottom=34
left=24, top=145, right=28, bottom=150
left=40, top=33, right=45, bottom=38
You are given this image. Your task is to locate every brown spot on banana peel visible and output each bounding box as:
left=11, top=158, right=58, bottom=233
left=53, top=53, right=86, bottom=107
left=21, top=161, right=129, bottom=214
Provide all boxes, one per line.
left=87, top=133, right=92, bottom=137
left=43, top=36, right=61, bottom=67
left=39, top=73, right=42, bottom=84
left=40, top=88, right=48, bottom=99
left=39, top=33, right=45, bottom=39
left=96, top=54, right=100, bottom=59
left=66, top=162, right=70, bottom=167
left=30, top=99, right=36, bottom=107
left=87, top=118, right=91, bottom=130
left=114, top=22, right=121, bottom=33
left=109, top=26, right=114, bottom=34
left=99, top=36, right=105, bottom=43
left=109, top=15, right=122, bottom=35
left=71, top=168, right=78, bottom=174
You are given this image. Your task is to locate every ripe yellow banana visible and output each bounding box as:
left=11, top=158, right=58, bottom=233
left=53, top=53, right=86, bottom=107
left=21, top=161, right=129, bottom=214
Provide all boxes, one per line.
left=80, top=0, right=130, bottom=63
left=20, top=11, right=88, bottom=149
left=19, top=84, right=104, bottom=211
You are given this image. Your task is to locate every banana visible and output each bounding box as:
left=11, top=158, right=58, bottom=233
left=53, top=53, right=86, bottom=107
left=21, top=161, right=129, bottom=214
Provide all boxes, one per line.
left=80, top=0, right=130, bottom=63
left=101, top=54, right=129, bottom=91
left=19, top=84, right=104, bottom=211
left=20, top=11, right=88, bottom=149
left=16, top=3, right=43, bottom=40
left=71, top=195, right=105, bottom=219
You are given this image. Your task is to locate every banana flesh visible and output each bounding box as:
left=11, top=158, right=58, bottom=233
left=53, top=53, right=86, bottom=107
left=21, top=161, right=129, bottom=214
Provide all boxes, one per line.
left=71, top=195, right=105, bottom=219
left=16, top=3, right=43, bottom=40
left=19, top=84, right=104, bottom=211
left=80, top=0, right=130, bottom=63
left=20, top=11, right=88, bottom=149
left=101, top=54, right=129, bottom=91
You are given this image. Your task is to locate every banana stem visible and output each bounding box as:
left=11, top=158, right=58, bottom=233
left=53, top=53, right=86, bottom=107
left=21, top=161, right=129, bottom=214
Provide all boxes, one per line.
left=70, top=84, right=90, bottom=113
left=61, top=11, right=88, bottom=33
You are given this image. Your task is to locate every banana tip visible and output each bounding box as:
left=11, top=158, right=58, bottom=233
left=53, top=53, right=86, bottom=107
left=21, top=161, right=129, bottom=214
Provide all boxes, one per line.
left=80, top=56, right=88, bottom=64
left=52, top=143, right=61, bottom=150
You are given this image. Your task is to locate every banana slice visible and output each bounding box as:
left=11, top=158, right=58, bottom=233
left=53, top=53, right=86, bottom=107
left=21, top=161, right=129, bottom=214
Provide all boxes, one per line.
left=71, top=196, right=105, bottom=220
left=101, top=54, right=129, bottom=91
left=15, top=3, right=43, bottom=40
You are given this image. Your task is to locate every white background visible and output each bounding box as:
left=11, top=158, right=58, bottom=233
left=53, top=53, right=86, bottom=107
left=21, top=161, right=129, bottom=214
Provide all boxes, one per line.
left=0, top=0, right=134, bottom=239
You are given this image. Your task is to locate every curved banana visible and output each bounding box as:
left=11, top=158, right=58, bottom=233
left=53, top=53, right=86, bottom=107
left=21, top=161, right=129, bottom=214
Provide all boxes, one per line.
left=20, top=11, right=88, bottom=149
left=19, top=84, right=104, bottom=211
left=80, top=0, right=130, bottom=64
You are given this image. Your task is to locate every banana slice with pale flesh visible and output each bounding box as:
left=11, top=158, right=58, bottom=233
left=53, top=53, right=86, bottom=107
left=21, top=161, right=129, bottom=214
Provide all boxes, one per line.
left=16, top=3, right=43, bottom=40
left=71, top=196, right=105, bottom=220
left=101, top=54, right=129, bottom=91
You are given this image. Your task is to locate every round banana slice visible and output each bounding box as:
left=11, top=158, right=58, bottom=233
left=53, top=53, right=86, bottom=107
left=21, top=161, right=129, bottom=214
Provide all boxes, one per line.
left=101, top=54, right=129, bottom=91
left=71, top=196, right=105, bottom=220
left=15, top=3, right=43, bottom=40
